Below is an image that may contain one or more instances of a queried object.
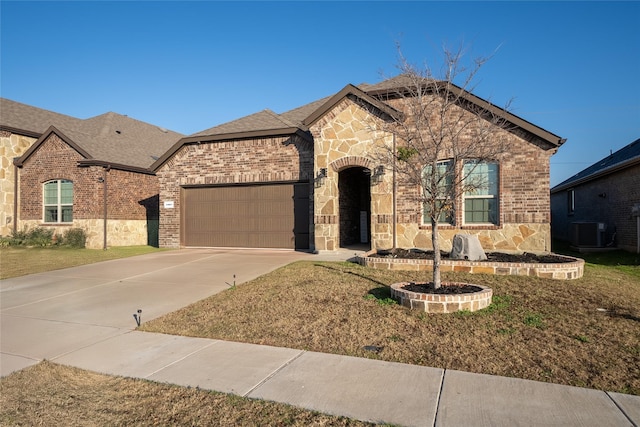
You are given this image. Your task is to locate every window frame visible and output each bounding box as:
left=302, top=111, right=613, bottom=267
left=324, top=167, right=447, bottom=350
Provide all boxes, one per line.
left=43, top=179, right=73, bottom=224
left=462, top=160, right=499, bottom=225
left=567, top=189, right=575, bottom=215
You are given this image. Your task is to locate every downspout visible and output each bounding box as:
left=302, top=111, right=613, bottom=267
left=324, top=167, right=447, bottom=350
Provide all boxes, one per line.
left=13, top=162, right=18, bottom=234
left=392, top=133, right=397, bottom=249
left=102, top=166, right=110, bottom=250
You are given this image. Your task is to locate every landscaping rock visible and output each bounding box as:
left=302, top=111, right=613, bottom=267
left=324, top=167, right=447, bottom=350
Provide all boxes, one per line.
left=450, top=234, right=487, bottom=261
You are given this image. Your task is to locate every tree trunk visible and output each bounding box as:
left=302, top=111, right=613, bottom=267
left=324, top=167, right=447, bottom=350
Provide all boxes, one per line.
left=431, top=217, right=442, bottom=288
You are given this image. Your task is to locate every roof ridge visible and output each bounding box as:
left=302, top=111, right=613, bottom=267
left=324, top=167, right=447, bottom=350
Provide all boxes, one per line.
left=262, top=108, right=298, bottom=128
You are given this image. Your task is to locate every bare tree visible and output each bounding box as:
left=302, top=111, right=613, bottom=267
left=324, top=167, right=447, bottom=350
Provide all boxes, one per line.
left=373, top=44, right=513, bottom=288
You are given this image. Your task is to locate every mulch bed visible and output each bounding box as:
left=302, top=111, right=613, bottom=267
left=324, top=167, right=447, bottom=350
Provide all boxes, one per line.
left=372, top=248, right=574, bottom=264
left=402, top=282, right=483, bottom=294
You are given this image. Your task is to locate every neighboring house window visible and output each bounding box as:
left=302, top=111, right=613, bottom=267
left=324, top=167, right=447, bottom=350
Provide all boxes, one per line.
left=463, top=160, right=499, bottom=224
left=422, top=160, right=454, bottom=224
left=44, top=180, right=73, bottom=223
left=567, top=189, right=575, bottom=215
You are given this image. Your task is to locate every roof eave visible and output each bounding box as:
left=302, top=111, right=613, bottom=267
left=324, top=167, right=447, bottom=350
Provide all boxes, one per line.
left=551, top=155, right=640, bottom=193
left=0, top=125, right=42, bottom=139
left=77, top=159, right=156, bottom=175
left=151, top=127, right=311, bottom=172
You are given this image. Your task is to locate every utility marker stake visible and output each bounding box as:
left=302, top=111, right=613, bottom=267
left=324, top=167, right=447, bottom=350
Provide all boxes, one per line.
left=225, top=274, right=236, bottom=289
left=133, top=309, right=142, bottom=327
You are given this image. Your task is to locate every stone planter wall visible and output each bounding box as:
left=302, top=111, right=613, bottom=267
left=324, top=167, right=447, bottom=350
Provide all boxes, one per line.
left=390, top=282, right=493, bottom=313
left=358, top=253, right=584, bottom=280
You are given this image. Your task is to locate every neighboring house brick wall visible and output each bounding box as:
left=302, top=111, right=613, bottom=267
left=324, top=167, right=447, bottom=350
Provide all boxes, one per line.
left=0, top=130, right=37, bottom=236
left=157, top=135, right=313, bottom=248
left=551, top=163, right=640, bottom=252
left=17, top=133, right=159, bottom=248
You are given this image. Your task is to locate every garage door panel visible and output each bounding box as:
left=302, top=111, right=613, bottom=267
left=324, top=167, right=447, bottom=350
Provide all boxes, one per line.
left=182, top=184, right=308, bottom=249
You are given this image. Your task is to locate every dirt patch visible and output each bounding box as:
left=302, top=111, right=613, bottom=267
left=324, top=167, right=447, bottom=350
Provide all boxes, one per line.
left=372, top=248, right=574, bottom=264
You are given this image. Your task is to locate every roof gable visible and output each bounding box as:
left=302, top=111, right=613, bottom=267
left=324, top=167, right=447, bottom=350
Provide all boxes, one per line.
left=302, top=84, right=404, bottom=128
left=361, top=76, right=566, bottom=150
left=14, top=126, right=92, bottom=168
left=552, top=138, right=640, bottom=192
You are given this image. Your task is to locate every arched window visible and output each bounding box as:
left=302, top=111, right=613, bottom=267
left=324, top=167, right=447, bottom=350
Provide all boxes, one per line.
left=44, top=180, right=73, bottom=223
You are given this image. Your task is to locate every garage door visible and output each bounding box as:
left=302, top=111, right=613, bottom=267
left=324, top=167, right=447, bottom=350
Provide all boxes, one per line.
left=182, top=183, right=309, bottom=249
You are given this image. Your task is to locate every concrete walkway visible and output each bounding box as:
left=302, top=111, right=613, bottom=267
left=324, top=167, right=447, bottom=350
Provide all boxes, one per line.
left=1, top=248, right=639, bottom=426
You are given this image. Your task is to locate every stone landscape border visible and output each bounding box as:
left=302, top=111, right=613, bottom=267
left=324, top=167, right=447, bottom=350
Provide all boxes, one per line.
left=357, top=252, right=585, bottom=280
left=390, top=282, right=493, bottom=313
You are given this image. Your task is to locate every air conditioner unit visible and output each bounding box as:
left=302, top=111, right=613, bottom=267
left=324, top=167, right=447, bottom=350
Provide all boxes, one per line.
left=570, top=222, right=606, bottom=247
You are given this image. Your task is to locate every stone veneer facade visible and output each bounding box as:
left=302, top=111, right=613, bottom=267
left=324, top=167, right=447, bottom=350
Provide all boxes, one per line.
left=1, top=130, right=37, bottom=236
left=15, top=133, right=159, bottom=249
left=308, top=96, right=554, bottom=253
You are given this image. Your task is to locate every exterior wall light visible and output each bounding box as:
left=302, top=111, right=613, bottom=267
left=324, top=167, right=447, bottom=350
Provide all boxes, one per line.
left=315, top=168, right=327, bottom=188
left=371, top=165, right=385, bottom=185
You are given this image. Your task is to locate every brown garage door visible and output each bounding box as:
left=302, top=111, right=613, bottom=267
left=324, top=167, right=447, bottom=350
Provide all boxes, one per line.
left=182, top=183, right=309, bottom=249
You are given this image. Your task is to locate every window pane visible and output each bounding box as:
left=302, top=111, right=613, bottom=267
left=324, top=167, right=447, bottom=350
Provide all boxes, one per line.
left=61, top=206, right=73, bottom=222
left=44, top=182, right=58, bottom=205
left=465, top=198, right=497, bottom=224
left=424, top=199, right=453, bottom=224
left=423, top=160, right=453, bottom=196
left=464, top=161, right=498, bottom=196
left=60, top=180, right=73, bottom=204
left=45, top=207, right=58, bottom=222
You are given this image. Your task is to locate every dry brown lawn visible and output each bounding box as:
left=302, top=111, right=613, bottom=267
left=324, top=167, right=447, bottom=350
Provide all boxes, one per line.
left=0, top=361, right=371, bottom=426
left=142, top=260, right=640, bottom=395
left=0, top=246, right=168, bottom=279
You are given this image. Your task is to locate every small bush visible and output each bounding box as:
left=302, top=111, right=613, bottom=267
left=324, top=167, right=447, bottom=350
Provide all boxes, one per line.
left=63, top=228, right=86, bottom=248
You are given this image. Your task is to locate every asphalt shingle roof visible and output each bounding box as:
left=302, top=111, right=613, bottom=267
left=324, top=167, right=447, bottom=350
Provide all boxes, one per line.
left=552, top=138, right=640, bottom=191
left=1, top=98, right=183, bottom=169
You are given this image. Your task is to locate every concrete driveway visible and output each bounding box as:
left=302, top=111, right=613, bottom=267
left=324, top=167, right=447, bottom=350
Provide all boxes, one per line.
left=0, top=248, right=312, bottom=376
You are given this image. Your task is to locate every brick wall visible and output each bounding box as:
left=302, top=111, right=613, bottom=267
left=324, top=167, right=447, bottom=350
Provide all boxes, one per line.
left=551, top=162, right=640, bottom=251
left=157, top=135, right=313, bottom=248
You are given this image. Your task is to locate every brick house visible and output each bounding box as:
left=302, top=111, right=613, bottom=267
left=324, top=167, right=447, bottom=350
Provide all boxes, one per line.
left=1, top=98, right=182, bottom=248
left=152, top=76, right=565, bottom=253
left=551, top=138, right=640, bottom=252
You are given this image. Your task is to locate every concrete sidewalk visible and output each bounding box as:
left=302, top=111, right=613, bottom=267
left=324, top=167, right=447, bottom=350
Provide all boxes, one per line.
left=2, top=248, right=639, bottom=426
left=50, top=331, right=640, bottom=427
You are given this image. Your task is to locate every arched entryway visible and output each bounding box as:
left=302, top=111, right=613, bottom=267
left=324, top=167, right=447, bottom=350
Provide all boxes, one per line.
left=338, top=167, right=371, bottom=248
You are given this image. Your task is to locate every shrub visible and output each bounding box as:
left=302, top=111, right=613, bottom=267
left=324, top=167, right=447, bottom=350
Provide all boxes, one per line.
left=1, top=227, right=55, bottom=247
left=63, top=228, right=86, bottom=248
left=25, top=227, right=54, bottom=246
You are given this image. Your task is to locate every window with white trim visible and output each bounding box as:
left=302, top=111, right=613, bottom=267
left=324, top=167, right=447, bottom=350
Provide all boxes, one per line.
left=422, top=160, right=454, bottom=224
left=44, top=180, right=73, bottom=223
left=463, top=160, right=499, bottom=224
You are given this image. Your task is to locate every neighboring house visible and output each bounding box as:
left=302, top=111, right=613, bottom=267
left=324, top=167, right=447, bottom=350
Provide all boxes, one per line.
left=551, top=138, right=640, bottom=252
left=1, top=98, right=183, bottom=249
left=152, top=76, right=565, bottom=253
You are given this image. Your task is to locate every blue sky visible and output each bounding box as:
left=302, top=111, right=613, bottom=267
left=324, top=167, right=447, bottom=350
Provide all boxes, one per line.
left=1, top=1, right=638, bottom=187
